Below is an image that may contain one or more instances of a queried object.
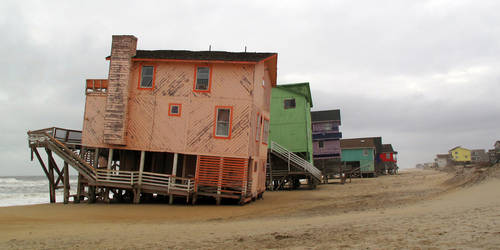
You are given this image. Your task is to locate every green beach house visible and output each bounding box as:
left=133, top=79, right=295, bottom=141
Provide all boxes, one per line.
left=268, top=82, right=313, bottom=162
left=340, top=137, right=382, bottom=177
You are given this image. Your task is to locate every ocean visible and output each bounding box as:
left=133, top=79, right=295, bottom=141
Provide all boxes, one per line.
left=0, top=176, right=78, bottom=207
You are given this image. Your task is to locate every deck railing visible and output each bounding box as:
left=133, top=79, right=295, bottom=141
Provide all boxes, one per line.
left=28, top=128, right=195, bottom=195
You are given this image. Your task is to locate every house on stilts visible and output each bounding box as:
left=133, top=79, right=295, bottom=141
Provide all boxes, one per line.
left=266, top=82, right=322, bottom=190
left=28, top=35, right=278, bottom=205
left=310, top=110, right=344, bottom=182
left=340, top=137, right=383, bottom=178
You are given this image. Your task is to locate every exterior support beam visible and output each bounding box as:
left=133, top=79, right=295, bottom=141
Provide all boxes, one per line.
left=134, top=150, right=145, bottom=204
left=169, top=153, right=178, bottom=205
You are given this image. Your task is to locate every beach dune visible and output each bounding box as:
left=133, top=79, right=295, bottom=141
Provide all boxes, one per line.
left=1, top=168, right=499, bottom=249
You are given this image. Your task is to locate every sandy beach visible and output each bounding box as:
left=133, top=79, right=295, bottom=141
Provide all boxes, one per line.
left=1, top=167, right=499, bottom=249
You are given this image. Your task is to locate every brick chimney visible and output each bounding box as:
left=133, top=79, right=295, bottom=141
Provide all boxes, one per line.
left=103, top=35, right=137, bottom=145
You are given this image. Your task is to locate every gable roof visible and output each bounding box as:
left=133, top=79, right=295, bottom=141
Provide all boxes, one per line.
left=130, top=50, right=277, bottom=63
left=275, top=82, right=313, bottom=107
left=311, top=110, right=341, bottom=122
left=449, top=146, right=470, bottom=152
left=341, top=137, right=378, bottom=149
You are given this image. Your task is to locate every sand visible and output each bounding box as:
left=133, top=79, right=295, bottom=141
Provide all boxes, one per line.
left=1, top=168, right=499, bottom=249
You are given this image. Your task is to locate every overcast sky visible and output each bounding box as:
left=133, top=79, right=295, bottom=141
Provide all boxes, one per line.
left=1, top=0, right=499, bottom=176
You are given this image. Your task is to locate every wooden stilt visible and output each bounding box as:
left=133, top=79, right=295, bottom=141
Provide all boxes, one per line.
left=169, top=153, right=178, bottom=205
left=88, top=186, right=96, bottom=203
left=63, top=162, right=69, bottom=204
left=47, top=150, right=56, bottom=203
left=134, top=150, right=145, bottom=204
left=75, top=174, right=82, bottom=203
left=104, top=148, right=114, bottom=203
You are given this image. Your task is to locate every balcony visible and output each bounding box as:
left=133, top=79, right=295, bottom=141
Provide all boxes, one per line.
left=312, top=132, right=342, bottom=140
left=86, top=79, right=108, bottom=94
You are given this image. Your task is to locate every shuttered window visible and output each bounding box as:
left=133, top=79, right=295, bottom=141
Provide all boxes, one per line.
left=262, top=118, right=270, bottom=144
left=284, top=98, right=296, bottom=109
left=194, top=66, right=211, bottom=91
left=140, top=66, right=155, bottom=88
left=215, top=107, right=232, bottom=138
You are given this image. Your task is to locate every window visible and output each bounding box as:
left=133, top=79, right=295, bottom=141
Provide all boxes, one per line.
left=319, top=141, right=324, bottom=148
left=363, top=149, right=369, bottom=156
left=262, top=79, right=265, bottom=87
left=386, top=153, right=390, bottom=159
left=168, top=103, right=182, bottom=116
left=284, top=98, right=296, bottom=109
left=214, top=106, right=232, bottom=138
left=254, top=162, right=258, bottom=172
left=139, top=65, right=155, bottom=89
left=255, top=113, right=261, bottom=141
left=194, top=66, right=211, bottom=92
left=262, top=118, right=270, bottom=144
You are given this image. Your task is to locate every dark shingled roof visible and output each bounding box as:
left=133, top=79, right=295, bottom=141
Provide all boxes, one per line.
left=311, top=110, right=341, bottom=122
left=381, top=144, right=394, bottom=153
left=131, top=50, right=276, bottom=62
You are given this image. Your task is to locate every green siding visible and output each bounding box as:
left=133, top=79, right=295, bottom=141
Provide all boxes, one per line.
left=341, top=148, right=375, bottom=173
left=268, top=83, right=313, bottom=162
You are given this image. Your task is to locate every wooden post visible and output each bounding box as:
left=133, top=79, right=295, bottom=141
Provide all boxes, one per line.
left=104, top=148, right=114, bottom=202
left=94, top=148, right=99, bottom=168
left=63, top=162, right=69, bottom=204
left=47, top=150, right=56, bottom=203
left=216, top=157, right=223, bottom=205
left=181, top=154, right=187, bottom=178
left=75, top=174, right=82, bottom=203
left=134, top=150, right=145, bottom=204
left=169, top=153, right=178, bottom=205
left=268, top=153, right=274, bottom=191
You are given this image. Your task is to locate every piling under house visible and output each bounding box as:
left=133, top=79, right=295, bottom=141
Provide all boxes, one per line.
left=266, top=83, right=322, bottom=190
left=28, top=35, right=278, bottom=205
left=310, top=110, right=343, bottom=182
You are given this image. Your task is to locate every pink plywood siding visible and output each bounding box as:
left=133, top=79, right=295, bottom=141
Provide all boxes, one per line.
left=82, top=61, right=259, bottom=158
left=313, top=140, right=340, bottom=155
left=82, top=94, right=106, bottom=147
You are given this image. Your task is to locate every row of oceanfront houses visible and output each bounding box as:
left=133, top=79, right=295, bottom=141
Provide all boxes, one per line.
left=27, top=35, right=398, bottom=205
left=416, top=141, right=500, bottom=169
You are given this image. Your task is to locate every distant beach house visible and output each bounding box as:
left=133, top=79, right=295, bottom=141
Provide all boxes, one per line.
left=434, top=154, right=450, bottom=168
left=470, top=149, right=488, bottom=163
left=380, top=144, right=398, bottom=174
left=449, top=146, right=471, bottom=163
left=340, top=137, right=383, bottom=177
left=311, top=110, right=342, bottom=179
left=29, top=35, right=278, bottom=205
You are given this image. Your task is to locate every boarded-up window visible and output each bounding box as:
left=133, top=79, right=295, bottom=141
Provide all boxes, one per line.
left=140, top=66, right=154, bottom=88
left=284, top=98, right=296, bottom=109
left=215, top=107, right=232, bottom=138
left=195, top=66, right=211, bottom=91
left=262, top=118, right=270, bottom=144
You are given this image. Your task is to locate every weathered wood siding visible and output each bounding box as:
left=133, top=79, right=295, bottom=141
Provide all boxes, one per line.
left=83, top=61, right=264, bottom=159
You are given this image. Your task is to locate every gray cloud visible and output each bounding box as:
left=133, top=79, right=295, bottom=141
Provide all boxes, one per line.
left=1, top=0, right=499, bottom=175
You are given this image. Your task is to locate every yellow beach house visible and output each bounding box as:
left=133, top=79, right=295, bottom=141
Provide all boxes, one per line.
left=449, top=146, right=471, bottom=162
